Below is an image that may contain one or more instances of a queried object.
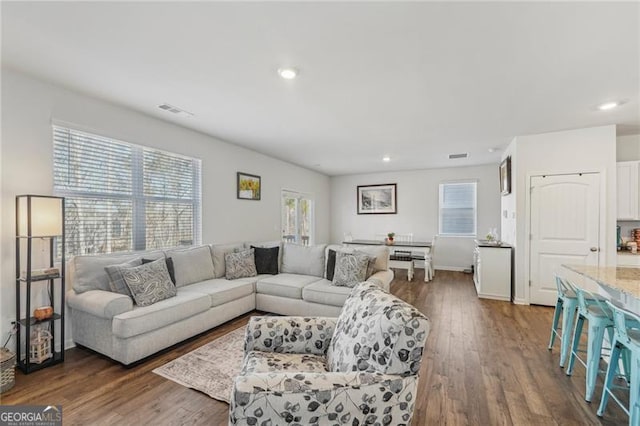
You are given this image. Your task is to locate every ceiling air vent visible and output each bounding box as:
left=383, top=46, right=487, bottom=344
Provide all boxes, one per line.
left=158, top=103, right=194, bottom=117
left=448, top=153, right=468, bottom=159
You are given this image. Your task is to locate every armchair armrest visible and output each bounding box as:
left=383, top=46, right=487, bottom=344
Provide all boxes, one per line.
left=230, top=372, right=418, bottom=425
left=244, top=316, right=337, bottom=356
left=367, top=269, right=393, bottom=291
left=67, top=289, right=133, bottom=319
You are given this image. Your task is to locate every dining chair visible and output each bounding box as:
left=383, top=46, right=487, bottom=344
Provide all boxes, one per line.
left=424, top=235, right=437, bottom=282
left=597, top=301, right=640, bottom=424
left=566, top=285, right=615, bottom=402
left=394, top=233, right=413, bottom=243
left=548, top=275, right=579, bottom=368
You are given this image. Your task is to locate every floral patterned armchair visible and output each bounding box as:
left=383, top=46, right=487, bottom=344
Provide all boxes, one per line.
left=229, top=281, right=431, bottom=426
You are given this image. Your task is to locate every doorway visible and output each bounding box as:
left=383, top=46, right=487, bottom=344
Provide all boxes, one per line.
left=529, top=173, right=601, bottom=306
left=281, top=190, right=314, bottom=245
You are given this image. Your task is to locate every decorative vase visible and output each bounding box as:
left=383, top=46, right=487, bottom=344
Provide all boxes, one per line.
left=386, top=238, right=394, bottom=245
left=33, top=306, right=53, bottom=321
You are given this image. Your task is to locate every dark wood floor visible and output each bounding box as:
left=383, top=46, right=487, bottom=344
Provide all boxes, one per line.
left=0, top=270, right=628, bottom=425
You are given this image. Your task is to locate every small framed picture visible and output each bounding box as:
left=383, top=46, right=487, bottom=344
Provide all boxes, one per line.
left=237, top=172, right=261, bottom=200
left=500, top=157, right=511, bottom=195
left=357, top=183, right=397, bottom=214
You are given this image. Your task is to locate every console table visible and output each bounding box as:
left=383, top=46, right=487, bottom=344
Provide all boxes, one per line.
left=343, top=240, right=432, bottom=282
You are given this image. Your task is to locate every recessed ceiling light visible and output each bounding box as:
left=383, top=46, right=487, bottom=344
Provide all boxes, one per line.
left=598, top=101, right=619, bottom=111
left=488, top=148, right=497, bottom=153
left=158, top=103, right=193, bottom=117
left=382, top=156, right=391, bottom=162
left=278, top=67, right=298, bottom=80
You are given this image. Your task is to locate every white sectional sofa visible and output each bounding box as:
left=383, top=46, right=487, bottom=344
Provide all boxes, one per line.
left=66, top=241, right=392, bottom=365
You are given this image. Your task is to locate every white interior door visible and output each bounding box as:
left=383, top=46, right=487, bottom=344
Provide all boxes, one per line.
left=529, top=173, right=600, bottom=306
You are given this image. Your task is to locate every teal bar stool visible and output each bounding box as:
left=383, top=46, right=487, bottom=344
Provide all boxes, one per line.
left=597, top=301, right=640, bottom=425
left=548, top=275, right=579, bottom=367
left=566, top=285, right=615, bottom=403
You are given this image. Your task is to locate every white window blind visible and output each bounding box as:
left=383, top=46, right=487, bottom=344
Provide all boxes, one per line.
left=53, top=125, right=202, bottom=256
left=439, top=181, right=477, bottom=236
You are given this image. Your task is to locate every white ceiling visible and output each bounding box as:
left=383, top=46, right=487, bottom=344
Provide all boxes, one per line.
left=2, top=2, right=639, bottom=176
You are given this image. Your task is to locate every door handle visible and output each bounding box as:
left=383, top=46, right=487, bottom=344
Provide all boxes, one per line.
left=590, top=247, right=599, bottom=252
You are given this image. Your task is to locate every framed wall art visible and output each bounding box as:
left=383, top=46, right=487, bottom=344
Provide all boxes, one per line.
left=357, top=183, right=397, bottom=214
left=237, top=172, right=261, bottom=200
left=500, top=157, right=511, bottom=195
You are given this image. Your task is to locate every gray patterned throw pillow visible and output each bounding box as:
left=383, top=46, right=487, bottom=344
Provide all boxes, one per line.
left=105, top=257, right=143, bottom=297
left=332, top=251, right=369, bottom=287
left=122, top=258, right=177, bottom=306
left=225, top=248, right=257, bottom=280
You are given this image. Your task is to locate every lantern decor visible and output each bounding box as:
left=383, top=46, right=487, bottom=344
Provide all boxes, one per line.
left=29, top=327, right=53, bottom=364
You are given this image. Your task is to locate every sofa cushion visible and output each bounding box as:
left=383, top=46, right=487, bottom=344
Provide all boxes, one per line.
left=105, top=257, right=143, bottom=297
left=165, top=245, right=215, bottom=287
left=281, top=244, right=326, bottom=277
left=112, top=289, right=210, bottom=338
left=242, top=351, right=328, bottom=374
left=211, top=243, right=245, bottom=278
left=302, top=279, right=353, bottom=307
left=256, top=274, right=322, bottom=299
left=327, top=282, right=430, bottom=377
left=72, top=250, right=164, bottom=293
left=183, top=278, right=255, bottom=307
left=332, top=251, right=369, bottom=287
left=122, top=258, right=177, bottom=307
left=252, top=246, right=279, bottom=275
left=225, top=249, right=258, bottom=280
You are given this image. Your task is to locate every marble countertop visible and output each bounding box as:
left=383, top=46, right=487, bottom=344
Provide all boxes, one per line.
left=563, top=264, right=640, bottom=299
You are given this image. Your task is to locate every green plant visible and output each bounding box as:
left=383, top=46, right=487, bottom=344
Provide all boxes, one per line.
left=387, top=232, right=395, bottom=238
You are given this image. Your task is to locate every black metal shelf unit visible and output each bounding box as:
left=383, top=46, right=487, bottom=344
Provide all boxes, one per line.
left=15, top=195, right=65, bottom=374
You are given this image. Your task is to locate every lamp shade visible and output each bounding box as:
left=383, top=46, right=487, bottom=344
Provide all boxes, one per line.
left=17, top=195, right=64, bottom=237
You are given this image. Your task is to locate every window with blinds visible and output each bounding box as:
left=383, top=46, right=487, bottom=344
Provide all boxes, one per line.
left=53, top=125, right=202, bottom=256
left=438, top=181, right=477, bottom=236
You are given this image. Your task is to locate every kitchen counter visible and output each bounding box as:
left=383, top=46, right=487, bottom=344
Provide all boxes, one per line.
left=563, top=264, right=640, bottom=299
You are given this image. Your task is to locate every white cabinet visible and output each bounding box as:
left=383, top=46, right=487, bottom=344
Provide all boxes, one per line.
left=617, top=161, right=640, bottom=220
left=473, top=243, right=511, bottom=301
left=617, top=253, right=640, bottom=267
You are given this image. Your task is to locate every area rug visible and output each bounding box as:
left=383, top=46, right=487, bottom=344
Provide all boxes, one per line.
left=153, top=327, right=246, bottom=403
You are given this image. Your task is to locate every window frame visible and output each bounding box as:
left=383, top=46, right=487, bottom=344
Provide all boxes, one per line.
left=281, top=189, right=315, bottom=245
left=52, top=125, right=202, bottom=255
left=438, top=180, right=478, bottom=237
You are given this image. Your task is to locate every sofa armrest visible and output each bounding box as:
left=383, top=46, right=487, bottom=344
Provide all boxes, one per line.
left=230, top=372, right=417, bottom=425
left=367, top=269, right=393, bottom=291
left=67, top=289, right=133, bottom=319
left=244, top=316, right=337, bottom=355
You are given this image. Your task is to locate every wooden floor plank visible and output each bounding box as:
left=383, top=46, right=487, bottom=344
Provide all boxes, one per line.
left=0, top=270, right=628, bottom=425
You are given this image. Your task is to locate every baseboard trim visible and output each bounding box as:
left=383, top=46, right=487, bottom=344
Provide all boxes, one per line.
left=513, top=298, right=528, bottom=305
left=434, top=265, right=466, bottom=272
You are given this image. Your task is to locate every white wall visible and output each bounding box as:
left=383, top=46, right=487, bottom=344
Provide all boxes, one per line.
left=501, top=125, right=617, bottom=304
left=330, top=165, right=501, bottom=270
left=0, top=69, right=331, bottom=351
left=617, top=134, right=640, bottom=161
